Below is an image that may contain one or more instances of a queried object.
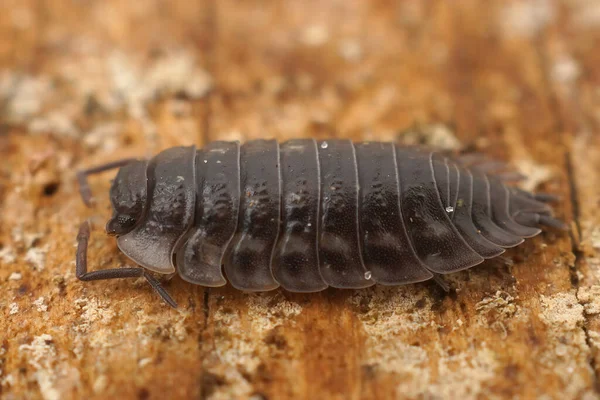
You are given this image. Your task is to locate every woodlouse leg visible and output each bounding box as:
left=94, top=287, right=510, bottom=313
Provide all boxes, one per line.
left=77, top=158, right=137, bottom=207
left=533, top=193, right=561, bottom=203
left=432, top=274, right=450, bottom=292
left=76, top=221, right=178, bottom=308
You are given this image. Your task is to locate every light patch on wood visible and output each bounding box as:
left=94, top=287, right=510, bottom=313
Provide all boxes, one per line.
left=3, top=49, right=211, bottom=149
left=568, top=0, right=600, bottom=27
left=350, top=287, right=435, bottom=335
left=11, top=227, right=43, bottom=249
left=246, top=293, right=303, bottom=332
left=18, top=334, right=60, bottom=400
left=398, top=124, right=462, bottom=151
left=539, top=292, right=585, bottom=330
left=73, top=297, right=116, bottom=334
left=25, top=244, right=49, bottom=271
left=1, top=373, right=15, bottom=389
left=29, top=111, right=79, bottom=138
left=138, top=357, right=153, bottom=368
left=8, top=271, right=21, bottom=280
left=339, top=39, right=363, bottom=62
left=204, top=293, right=302, bottom=400
left=143, top=51, right=213, bottom=100
left=515, top=158, right=555, bottom=192
left=416, top=346, right=500, bottom=400
left=92, top=374, right=108, bottom=394
left=351, top=286, right=503, bottom=399
left=134, top=308, right=190, bottom=343
left=538, top=292, right=595, bottom=398
left=83, top=122, right=122, bottom=152
left=33, top=296, right=48, bottom=312
left=475, top=291, right=519, bottom=339
left=499, top=0, right=555, bottom=38
left=0, top=247, right=16, bottom=264
left=0, top=73, right=52, bottom=123
left=577, top=286, right=600, bottom=315
left=300, top=25, right=330, bottom=47
left=551, top=54, right=581, bottom=84
left=349, top=287, right=432, bottom=391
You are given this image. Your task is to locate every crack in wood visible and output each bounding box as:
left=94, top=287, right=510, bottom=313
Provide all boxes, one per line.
left=530, top=12, right=600, bottom=392
left=566, top=149, right=600, bottom=394
left=203, top=287, right=211, bottom=327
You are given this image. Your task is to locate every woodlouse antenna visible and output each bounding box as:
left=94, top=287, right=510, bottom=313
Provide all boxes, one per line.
left=76, top=221, right=178, bottom=308
left=77, top=158, right=137, bottom=207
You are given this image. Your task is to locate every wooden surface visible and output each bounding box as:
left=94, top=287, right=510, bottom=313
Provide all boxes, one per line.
left=1, top=0, right=600, bottom=399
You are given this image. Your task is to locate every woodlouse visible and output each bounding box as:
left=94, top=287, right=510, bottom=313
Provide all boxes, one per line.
left=76, top=139, right=567, bottom=307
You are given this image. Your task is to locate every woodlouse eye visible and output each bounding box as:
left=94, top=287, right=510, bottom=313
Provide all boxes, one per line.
left=106, top=214, right=137, bottom=236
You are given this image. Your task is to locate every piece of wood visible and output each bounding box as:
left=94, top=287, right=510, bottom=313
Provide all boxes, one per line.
left=1, top=0, right=599, bottom=399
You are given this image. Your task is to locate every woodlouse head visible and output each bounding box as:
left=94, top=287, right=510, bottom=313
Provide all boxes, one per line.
left=106, top=160, right=149, bottom=236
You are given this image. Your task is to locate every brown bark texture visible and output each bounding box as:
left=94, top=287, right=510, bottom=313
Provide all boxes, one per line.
left=1, top=0, right=600, bottom=399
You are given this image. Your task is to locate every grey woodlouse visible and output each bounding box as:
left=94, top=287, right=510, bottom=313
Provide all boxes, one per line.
left=76, top=138, right=567, bottom=308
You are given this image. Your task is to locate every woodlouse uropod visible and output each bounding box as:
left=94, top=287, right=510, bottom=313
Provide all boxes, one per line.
left=75, top=139, right=567, bottom=308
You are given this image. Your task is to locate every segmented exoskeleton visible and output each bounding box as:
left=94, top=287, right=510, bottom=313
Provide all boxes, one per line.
left=76, top=139, right=566, bottom=307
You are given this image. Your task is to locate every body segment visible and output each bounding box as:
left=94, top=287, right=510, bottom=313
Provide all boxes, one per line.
left=355, top=142, right=432, bottom=285
left=176, top=141, right=240, bottom=286
left=117, top=146, right=196, bottom=274
left=272, top=139, right=326, bottom=292
left=223, top=139, right=281, bottom=291
left=317, top=139, right=373, bottom=289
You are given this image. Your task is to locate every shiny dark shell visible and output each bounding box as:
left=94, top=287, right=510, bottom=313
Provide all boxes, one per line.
left=105, top=138, right=565, bottom=293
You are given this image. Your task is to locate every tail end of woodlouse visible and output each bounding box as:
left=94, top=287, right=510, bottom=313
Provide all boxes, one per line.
left=514, top=212, right=569, bottom=231
left=538, top=215, right=569, bottom=231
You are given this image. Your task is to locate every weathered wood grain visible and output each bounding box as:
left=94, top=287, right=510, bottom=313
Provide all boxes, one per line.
left=1, top=1, right=600, bottom=399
